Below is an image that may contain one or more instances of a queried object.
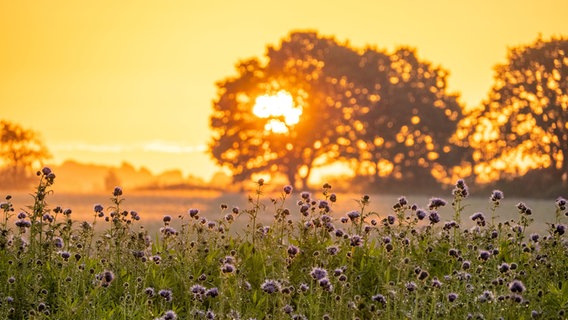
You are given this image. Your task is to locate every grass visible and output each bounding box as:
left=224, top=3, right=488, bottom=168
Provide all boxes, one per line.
left=0, top=168, right=567, bottom=319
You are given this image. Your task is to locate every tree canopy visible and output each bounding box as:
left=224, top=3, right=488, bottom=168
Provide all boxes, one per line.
left=0, top=120, right=51, bottom=189
left=455, top=36, right=568, bottom=185
left=209, top=31, right=466, bottom=189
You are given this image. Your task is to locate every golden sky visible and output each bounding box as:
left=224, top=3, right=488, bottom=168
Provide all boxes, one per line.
left=1, top=0, right=567, bottom=181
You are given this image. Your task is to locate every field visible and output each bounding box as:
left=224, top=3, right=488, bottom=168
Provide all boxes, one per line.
left=0, top=169, right=567, bottom=319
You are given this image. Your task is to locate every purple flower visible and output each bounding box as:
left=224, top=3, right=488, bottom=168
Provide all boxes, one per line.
left=287, top=245, right=300, bottom=257
left=188, top=209, right=199, bottom=218
left=260, top=279, right=280, bottom=294
left=428, top=198, right=447, bottom=210
left=94, top=204, right=104, bottom=213
left=42, top=167, right=52, bottom=176
left=221, top=263, right=235, bottom=274
left=347, top=211, right=360, bottom=221
left=555, top=224, right=566, bottom=235
left=159, top=289, right=173, bottom=302
left=283, top=185, right=293, bottom=195
left=509, top=280, right=525, bottom=293
left=162, top=310, right=177, bottom=320
left=205, top=287, right=219, bottom=298
left=372, top=294, right=386, bottom=305
left=428, top=211, right=440, bottom=224
left=113, top=186, right=123, bottom=197
left=310, top=267, right=328, bottom=280
left=448, top=293, right=458, bottom=302
left=416, top=209, right=427, bottom=220
left=490, top=190, right=504, bottom=202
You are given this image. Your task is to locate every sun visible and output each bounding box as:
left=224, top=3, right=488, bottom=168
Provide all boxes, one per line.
left=252, top=90, right=302, bottom=134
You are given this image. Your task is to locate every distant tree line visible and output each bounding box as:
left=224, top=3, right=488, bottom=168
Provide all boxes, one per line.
left=210, top=31, right=568, bottom=194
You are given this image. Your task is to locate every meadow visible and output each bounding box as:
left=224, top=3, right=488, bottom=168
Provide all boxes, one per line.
left=0, top=168, right=567, bottom=319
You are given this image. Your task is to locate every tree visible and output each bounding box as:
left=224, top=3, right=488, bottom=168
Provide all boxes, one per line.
left=344, top=47, right=466, bottom=188
left=209, top=31, right=466, bottom=190
left=209, top=31, right=360, bottom=189
left=0, top=120, right=51, bottom=189
left=455, top=36, right=568, bottom=185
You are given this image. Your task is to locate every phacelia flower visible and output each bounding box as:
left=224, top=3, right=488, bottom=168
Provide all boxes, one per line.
left=113, top=186, right=123, bottom=197
left=428, top=198, right=447, bottom=210
left=260, top=279, right=281, bottom=294
left=508, top=280, right=526, bottom=293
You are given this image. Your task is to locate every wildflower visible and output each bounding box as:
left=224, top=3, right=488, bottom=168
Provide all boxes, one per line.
left=555, top=224, right=566, bottom=235
left=347, top=211, right=360, bottom=221
left=159, top=289, right=173, bottom=302
left=329, top=193, right=337, bottom=202
left=406, top=282, right=417, bottom=292
left=530, top=233, right=540, bottom=242
left=93, top=204, right=104, bottom=214
left=431, top=278, right=442, bottom=288
left=59, top=251, right=71, bottom=261
left=478, top=250, right=491, bottom=261
left=190, top=284, right=206, bottom=296
left=300, top=192, right=310, bottom=200
left=477, top=290, right=494, bottom=303
left=509, top=280, right=526, bottom=293
left=283, top=185, right=293, bottom=195
left=287, top=245, right=300, bottom=258
left=350, top=234, right=363, bottom=247
left=260, top=279, right=280, bottom=294
left=8, top=276, right=15, bottom=284
left=299, top=283, right=309, bottom=292
left=283, top=304, right=294, bottom=314
left=327, top=245, right=339, bottom=255
left=453, top=179, right=469, bottom=198
left=113, top=186, right=123, bottom=197
left=221, top=263, right=235, bottom=274
left=448, top=293, right=458, bottom=302
left=310, top=267, right=328, bottom=280
left=372, top=294, right=387, bottom=305
left=163, top=215, right=171, bottom=223
left=517, top=202, right=532, bottom=215
left=145, top=287, right=155, bottom=297
left=188, top=209, right=199, bottom=218
left=387, top=215, right=395, bottom=225
left=205, top=310, right=215, bottom=319
left=498, top=263, right=510, bottom=273
left=53, top=237, right=64, bottom=249
left=490, top=190, right=504, bottom=203
left=428, top=211, right=440, bottom=224
left=232, top=207, right=239, bottom=214
left=416, top=209, right=427, bottom=220
left=318, top=277, right=333, bottom=292
left=428, top=198, right=447, bottom=210
left=205, top=287, right=219, bottom=298
left=161, top=310, right=177, bottom=320
left=417, top=270, right=429, bottom=280
left=556, top=197, right=567, bottom=211
left=103, top=270, right=115, bottom=283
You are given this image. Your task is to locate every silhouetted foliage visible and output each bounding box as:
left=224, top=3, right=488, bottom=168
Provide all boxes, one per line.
left=0, top=120, right=51, bottom=189
left=455, top=36, right=568, bottom=185
left=343, top=47, right=466, bottom=189
left=209, top=31, right=466, bottom=189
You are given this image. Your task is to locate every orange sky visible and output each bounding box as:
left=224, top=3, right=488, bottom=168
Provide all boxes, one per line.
left=1, top=0, right=567, bottom=181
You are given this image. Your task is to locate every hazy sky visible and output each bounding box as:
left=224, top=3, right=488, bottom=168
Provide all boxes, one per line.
left=1, top=0, right=567, bottom=181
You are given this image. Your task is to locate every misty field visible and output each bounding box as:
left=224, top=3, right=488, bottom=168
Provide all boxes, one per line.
left=1, top=169, right=567, bottom=319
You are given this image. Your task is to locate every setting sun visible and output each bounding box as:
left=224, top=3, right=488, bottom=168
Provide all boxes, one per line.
left=252, top=91, right=302, bottom=134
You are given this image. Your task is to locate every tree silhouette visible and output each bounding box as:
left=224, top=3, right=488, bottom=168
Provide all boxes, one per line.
left=209, top=31, right=360, bottom=189
left=0, top=120, right=51, bottom=189
left=455, top=36, right=568, bottom=184
left=209, top=31, right=466, bottom=189
left=344, top=47, right=465, bottom=188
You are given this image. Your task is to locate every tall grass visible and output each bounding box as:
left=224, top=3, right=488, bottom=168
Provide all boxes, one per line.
left=0, top=168, right=567, bottom=319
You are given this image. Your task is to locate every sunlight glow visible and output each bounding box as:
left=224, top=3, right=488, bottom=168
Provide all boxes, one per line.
left=252, top=91, right=302, bottom=134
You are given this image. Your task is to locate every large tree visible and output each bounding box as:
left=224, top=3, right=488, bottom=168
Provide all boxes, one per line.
left=209, top=31, right=467, bottom=189
left=0, top=120, right=51, bottom=189
left=209, top=31, right=360, bottom=189
left=344, top=47, right=465, bottom=188
left=455, top=36, right=568, bottom=184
